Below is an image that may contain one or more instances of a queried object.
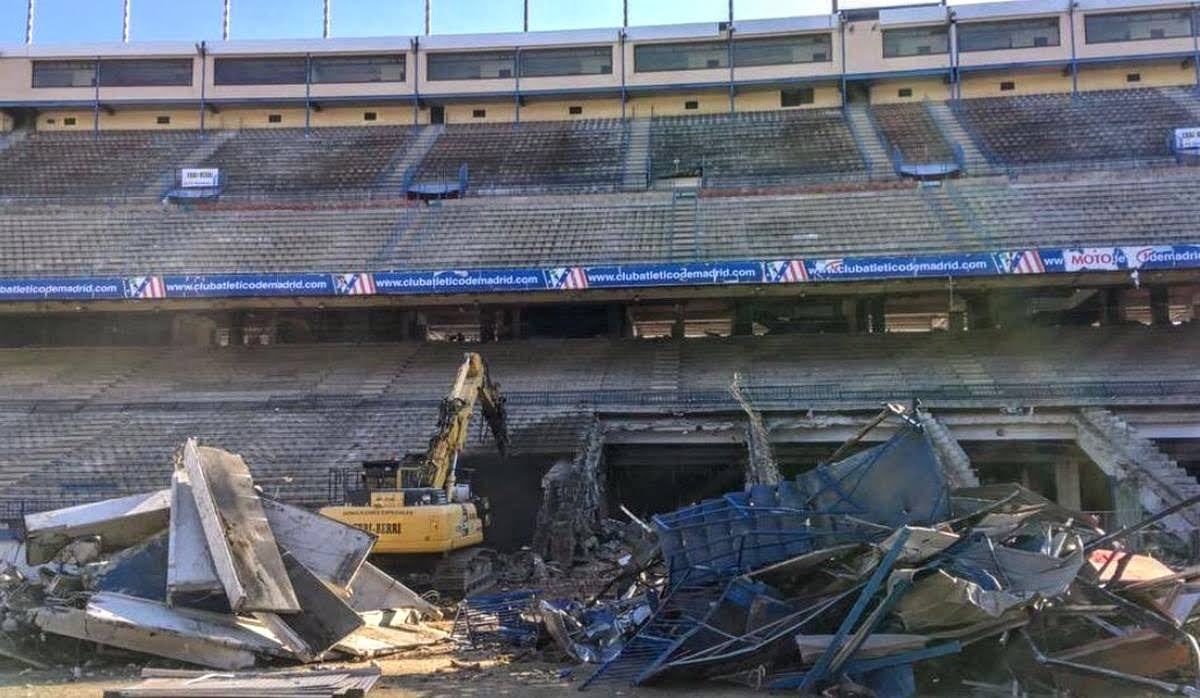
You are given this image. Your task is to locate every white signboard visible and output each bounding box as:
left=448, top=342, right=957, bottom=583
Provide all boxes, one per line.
left=1173, top=127, right=1200, bottom=152
left=180, top=168, right=220, bottom=188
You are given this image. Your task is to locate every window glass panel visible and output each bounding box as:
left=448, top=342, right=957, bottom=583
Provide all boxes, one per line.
left=781, top=87, right=814, bottom=106
left=735, top=34, right=832, bottom=66
left=214, top=57, right=308, bottom=85
left=1085, top=9, right=1193, bottom=43
left=427, top=51, right=515, bottom=80
left=958, top=17, right=1060, bottom=52
left=310, top=54, right=405, bottom=83
left=519, top=46, right=612, bottom=77
left=32, top=60, right=97, bottom=88
left=99, top=59, right=193, bottom=87
left=634, top=41, right=728, bottom=72
left=882, top=25, right=949, bottom=58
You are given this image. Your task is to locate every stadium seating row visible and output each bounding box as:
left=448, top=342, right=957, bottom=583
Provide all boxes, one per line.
left=0, top=88, right=1195, bottom=199
left=0, top=324, right=1194, bottom=507
left=1, top=172, right=1195, bottom=275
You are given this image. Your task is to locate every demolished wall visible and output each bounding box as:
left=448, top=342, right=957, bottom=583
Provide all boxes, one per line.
left=534, top=420, right=606, bottom=564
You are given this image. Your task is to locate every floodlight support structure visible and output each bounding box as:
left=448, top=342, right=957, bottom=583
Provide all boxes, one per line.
left=25, top=0, right=34, bottom=44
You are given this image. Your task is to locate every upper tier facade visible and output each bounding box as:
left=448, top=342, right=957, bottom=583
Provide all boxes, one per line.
left=2, top=0, right=1200, bottom=130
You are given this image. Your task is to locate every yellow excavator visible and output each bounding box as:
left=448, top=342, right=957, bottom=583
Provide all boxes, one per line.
left=320, top=352, right=509, bottom=596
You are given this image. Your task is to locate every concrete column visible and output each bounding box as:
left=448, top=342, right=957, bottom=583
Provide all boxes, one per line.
left=478, top=306, right=495, bottom=344
left=670, top=303, right=686, bottom=340
left=1102, top=288, right=1122, bottom=325
left=949, top=308, right=967, bottom=333
left=732, top=302, right=754, bottom=336
left=1150, top=286, right=1171, bottom=326
left=1054, top=456, right=1082, bottom=511
left=841, top=298, right=858, bottom=332
left=607, top=304, right=628, bottom=338
left=509, top=306, right=526, bottom=339
left=966, top=294, right=994, bottom=330
left=853, top=298, right=870, bottom=333
left=869, top=296, right=886, bottom=333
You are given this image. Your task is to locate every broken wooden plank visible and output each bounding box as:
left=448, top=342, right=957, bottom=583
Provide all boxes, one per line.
left=183, top=438, right=299, bottom=613
left=261, top=497, right=374, bottom=589
left=107, top=665, right=382, bottom=697
left=34, top=592, right=286, bottom=670
left=797, top=634, right=929, bottom=664
left=167, top=467, right=226, bottom=609
left=23, top=490, right=170, bottom=565
left=345, top=560, right=441, bottom=620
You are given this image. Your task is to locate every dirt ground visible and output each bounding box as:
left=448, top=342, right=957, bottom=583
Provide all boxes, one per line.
left=0, top=645, right=759, bottom=697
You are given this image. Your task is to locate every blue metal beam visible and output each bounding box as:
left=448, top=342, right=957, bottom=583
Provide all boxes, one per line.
left=797, top=526, right=912, bottom=693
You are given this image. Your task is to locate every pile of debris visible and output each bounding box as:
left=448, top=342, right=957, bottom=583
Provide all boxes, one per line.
left=527, top=413, right=1200, bottom=696
left=0, top=438, right=445, bottom=679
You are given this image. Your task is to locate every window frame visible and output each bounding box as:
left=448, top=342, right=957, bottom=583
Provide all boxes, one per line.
left=518, top=46, right=613, bottom=78
left=309, top=54, right=406, bottom=84
left=734, top=34, right=834, bottom=67
left=780, top=86, right=816, bottom=107
left=882, top=25, right=950, bottom=59
left=634, top=40, right=730, bottom=73
left=426, top=51, right=517, bottom=81
left=32, top=60, right=98, bottom=88
left=214, top=56, right=308, bottom=86
left=956, top=17, right=1062, bottom=53
left=1084, top=8, right=1195, bottom=44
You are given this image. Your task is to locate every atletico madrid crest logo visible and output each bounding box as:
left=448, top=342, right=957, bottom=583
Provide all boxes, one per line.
left=765, top=260, right=808, bottom=283
left=547, top=267, right=588, bottom=290
left=124, top=276, right=166, bottom=299
left=336, top=273, right=377, bottom=295
left=994, top=250, right=1045, bottom=274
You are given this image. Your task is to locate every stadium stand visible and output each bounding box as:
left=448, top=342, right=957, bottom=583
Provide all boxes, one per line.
left=2, top=170, right=1198, bottom=275
left=0, top=130, right=202, bottom=199
left=0, top=324, right=1194, bottom=508
left=870, top=103, right=958, bottom=164
left=953, top=87, right=1198, bottom=167
left=411, top=119, right=627, bottom=193
left=2, top=89, right=1197, bottom=202
left=648, top=109, right=868, bottom=186
left=197, top=126, right=414, bottom=198
left=0, top=203, right=402, bottom=275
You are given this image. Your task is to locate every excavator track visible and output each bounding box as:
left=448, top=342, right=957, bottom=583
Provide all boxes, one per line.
left=433, top=548, right=498, bottom=598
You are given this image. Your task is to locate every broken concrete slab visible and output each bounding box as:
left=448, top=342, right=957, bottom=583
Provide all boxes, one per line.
left=0, top=636, right=49, bottom=670
left=345, top=561, right=440, bottom=620
left=34, top=592, right=287, bottom=670
left=167, top=467, right=226, bottom=610
left=269, top=549, right=364, bottom=658
left=183, top=438, right=299, bottom=614
left=333, top=622, right=449, bottom=659
left=24, top=490, right=170, bottom=565
left=93, top=531, right=168, bottom=602
left=261, top=497, right=374, bottom=589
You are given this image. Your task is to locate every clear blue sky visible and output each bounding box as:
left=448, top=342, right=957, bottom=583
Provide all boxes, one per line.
left=0, top=0, right=996, bottom=43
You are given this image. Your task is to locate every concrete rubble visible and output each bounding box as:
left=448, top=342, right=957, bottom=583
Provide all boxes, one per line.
left=3, top=410, right=1200, bottom=697
left=469, top=408, right=1200, bottom=696
left=0, top=437, right=443, bottom=686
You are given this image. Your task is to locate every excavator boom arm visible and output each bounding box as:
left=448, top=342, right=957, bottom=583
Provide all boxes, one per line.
left=421, top=352, right=509, bottom=491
